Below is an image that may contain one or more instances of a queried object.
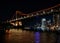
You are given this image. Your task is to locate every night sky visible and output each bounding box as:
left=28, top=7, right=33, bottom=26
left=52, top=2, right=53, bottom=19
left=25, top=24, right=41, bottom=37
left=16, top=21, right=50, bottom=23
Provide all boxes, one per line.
left=0, top=0, right=60, bottom=21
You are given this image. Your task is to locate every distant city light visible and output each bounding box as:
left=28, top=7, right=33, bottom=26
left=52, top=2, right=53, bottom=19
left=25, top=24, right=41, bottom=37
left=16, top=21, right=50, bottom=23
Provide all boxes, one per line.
left=7, top=4, right=60, bottom=31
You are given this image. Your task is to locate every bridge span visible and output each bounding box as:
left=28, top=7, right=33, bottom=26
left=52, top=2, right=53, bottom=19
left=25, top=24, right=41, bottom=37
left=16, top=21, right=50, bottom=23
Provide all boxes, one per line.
left=6, top=4, right=60, bottom=27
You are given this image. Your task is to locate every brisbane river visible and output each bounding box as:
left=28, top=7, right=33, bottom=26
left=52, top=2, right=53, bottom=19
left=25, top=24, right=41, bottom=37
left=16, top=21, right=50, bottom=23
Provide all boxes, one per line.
left=0, top=29, right=60, bottom=43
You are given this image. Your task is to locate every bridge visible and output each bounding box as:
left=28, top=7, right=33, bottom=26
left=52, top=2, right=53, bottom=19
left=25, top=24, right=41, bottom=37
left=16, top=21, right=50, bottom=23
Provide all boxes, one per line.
left=6, top=4, right=60, bottom=27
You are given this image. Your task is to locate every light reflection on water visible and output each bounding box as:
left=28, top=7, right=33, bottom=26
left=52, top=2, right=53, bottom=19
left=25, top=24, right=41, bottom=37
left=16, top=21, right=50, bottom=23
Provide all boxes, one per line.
left=34, top=32, right=40, bottom=43
left=0, top=29, right=60, bottom=43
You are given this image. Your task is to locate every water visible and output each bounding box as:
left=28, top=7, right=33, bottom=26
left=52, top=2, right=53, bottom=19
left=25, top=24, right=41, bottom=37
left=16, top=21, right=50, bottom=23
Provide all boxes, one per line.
left=0, top=29, right=60, bottom=43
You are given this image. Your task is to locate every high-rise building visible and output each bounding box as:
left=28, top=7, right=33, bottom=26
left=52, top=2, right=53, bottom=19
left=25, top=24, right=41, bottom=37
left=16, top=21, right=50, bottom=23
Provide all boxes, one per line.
left=41, top=18, right=47, bottom=31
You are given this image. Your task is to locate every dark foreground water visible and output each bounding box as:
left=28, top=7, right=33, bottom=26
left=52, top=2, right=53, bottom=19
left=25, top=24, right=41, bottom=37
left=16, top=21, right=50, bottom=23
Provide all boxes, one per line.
left=0, top=29, right=60, bottom=43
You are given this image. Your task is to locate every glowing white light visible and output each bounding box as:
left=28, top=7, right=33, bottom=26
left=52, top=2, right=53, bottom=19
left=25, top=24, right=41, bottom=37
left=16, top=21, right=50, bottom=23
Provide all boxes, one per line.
left=19, top=22, right=22, bottom=26
left=15, top=23, right=18, bottom=26
left=51, top=9, right=53, bottom=12
left=16, top=18, right=18, bottom=20
left=41, top=18, right=46, bottom=31
left=42, top=18, right=46, bottom=21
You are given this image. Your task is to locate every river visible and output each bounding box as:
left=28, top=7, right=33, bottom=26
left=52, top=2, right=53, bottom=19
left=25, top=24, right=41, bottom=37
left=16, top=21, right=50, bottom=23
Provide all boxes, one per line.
left=0, top=29, right=60, bottom=43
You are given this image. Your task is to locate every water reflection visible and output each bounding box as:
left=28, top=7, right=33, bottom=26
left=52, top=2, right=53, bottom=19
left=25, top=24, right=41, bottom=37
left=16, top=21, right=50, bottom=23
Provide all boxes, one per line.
left=34, top=32, right=40, bottom=43
left=5, top=29, right=34, bottom=43
left=0, top=29, right=60, bottom=43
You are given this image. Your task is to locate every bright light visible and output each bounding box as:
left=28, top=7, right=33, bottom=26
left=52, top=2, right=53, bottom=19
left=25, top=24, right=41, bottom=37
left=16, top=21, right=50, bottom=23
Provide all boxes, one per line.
left=15, top=23, right=18, bottom=26
left=42, top=18, right=46, bottom=21
left=19, top=22, right=22, bottom=26
left=51, top=9, right=53, bottom=12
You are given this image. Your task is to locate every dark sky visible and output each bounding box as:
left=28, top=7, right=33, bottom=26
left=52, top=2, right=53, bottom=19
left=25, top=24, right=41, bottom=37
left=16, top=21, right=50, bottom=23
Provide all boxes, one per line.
left=0, top=0, right=60, bottom=20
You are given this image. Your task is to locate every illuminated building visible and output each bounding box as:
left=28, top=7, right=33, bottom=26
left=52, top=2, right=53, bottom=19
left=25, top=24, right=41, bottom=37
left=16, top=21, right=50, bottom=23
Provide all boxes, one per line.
left=41, top=18, right=47, bottom=31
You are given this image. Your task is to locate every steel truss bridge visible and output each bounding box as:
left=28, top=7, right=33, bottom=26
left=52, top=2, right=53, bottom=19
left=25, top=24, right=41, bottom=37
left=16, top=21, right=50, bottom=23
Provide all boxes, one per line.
left=6, top=4, right=60, bottom=26
left=9, top=4, right=60, bottom=22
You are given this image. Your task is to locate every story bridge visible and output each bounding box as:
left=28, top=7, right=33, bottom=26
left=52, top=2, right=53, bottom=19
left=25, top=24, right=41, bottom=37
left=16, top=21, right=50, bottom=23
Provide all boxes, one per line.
left=6, top=4, right=60, bottom=27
